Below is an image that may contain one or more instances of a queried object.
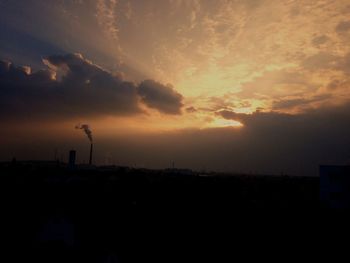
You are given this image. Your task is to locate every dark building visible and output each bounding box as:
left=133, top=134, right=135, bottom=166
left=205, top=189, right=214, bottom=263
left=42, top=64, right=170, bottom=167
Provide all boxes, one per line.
left=320, top=165, right=350, bottom=208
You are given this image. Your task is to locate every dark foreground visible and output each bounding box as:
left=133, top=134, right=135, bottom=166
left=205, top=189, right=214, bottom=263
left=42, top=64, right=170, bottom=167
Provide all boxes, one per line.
left=0, top=163, right=321, bottom=262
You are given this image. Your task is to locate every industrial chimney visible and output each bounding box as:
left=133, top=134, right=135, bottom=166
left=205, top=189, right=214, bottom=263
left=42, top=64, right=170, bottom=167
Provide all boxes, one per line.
left=89, top=143, right=93, bottom=165
left=75, top=124, right=93, bottom=166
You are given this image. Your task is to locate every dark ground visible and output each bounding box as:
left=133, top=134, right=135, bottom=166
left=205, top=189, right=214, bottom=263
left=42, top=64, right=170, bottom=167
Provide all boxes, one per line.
left=0, top=163, right=324, bottom=262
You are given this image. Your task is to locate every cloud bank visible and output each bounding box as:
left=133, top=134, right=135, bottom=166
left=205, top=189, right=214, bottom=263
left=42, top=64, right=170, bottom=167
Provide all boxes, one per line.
left=138, top=80, right=184, bottom=115
left=0, top=53, right=184, bottom=121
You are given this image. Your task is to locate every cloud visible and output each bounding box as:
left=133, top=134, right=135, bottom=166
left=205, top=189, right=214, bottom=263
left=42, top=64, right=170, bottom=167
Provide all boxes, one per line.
left=336, top=52, right=350, bottom=73
left=238, top=69, right=313, bottom=99
left=210, top=103, right=350, bottom=175
left=206, top=96, right=236, bottom=111
left=215, top=110, right=248, bottom=123
left=311, top=35, right=329, bottom=46
left=234, top=47, right=350, bottom=112
left=272, top=95, right=331, bottom=111
left=138, top=79, right=184, bottom=115
left=186, top=106, right=197, bottom=113
left=96, top=0, right=119, bottom=42
left=301, top=52, right=339, bottom=70
left=300, top=51, right=350, bottom=76
left=327, top=79, right=341, bottom=90
left=272, top=98, right=313, bottom=110
left=336, top=20, right=350, bottom=33
left=0, top=53, right=184, bottom=121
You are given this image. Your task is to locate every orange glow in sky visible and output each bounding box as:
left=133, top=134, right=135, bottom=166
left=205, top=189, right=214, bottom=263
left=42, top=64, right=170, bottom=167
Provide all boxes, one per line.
left=2, top=0, right=350, bottom=131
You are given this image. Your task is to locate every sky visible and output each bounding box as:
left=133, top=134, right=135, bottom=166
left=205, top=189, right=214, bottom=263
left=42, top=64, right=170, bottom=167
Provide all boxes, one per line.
left=1, top=0, right=350, bottom=176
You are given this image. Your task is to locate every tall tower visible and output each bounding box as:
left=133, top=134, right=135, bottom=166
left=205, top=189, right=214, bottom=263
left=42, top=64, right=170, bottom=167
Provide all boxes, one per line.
left=89, top=143, right=93, bottom=165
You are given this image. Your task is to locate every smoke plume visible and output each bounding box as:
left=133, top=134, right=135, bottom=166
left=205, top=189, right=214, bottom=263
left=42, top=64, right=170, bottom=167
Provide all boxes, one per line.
left=76, top=124, right=93, bottom=142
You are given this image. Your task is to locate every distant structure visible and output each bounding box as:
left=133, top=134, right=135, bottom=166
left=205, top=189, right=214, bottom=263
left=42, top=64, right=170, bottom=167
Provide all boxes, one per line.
left=75, top=124, right=93, bottom=165
left=69, top=150, right=76, bottom=169
left=320, top=165, right=350, bottom=208
left=89, top=143, right=93, bottom=165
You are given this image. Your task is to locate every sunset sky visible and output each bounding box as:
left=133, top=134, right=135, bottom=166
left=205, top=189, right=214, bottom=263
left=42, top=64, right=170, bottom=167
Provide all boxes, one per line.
left=1, top=0, right=350, bottom=176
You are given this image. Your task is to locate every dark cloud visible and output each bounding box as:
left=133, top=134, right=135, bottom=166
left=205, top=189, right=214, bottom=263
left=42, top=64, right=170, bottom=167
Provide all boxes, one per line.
left=209, top=104, right=350, bottom=175
left=0, top=53, right=184, bottom=120
left=272, top=95, right=331, bottom=111
left=186, top=106, right=197, bottom=113
left=138, top=80, right=184, bottom=115
left=216, top=110, right=248, bottom=122
left=336, top=20, right=350, bottom=33
left=311, top=35, right=329, bottom=46
left=273, top=98, right=309, bottom=110
left=0, top=54, right=140, bottom=120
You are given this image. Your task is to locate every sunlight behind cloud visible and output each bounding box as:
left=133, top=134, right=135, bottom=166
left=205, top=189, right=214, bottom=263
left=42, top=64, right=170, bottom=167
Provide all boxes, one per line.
left=1, top=0, right=350, bottom=131
left=206, top=118, right=243, bottom=129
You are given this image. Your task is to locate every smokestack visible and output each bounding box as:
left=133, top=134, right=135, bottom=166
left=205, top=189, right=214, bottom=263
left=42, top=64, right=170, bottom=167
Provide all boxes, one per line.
left=89, top=143, right=93, bottom=165
left=75, top=124, right=94, bottom=165
left=76, top=124, right=93, bottom=143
